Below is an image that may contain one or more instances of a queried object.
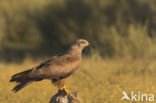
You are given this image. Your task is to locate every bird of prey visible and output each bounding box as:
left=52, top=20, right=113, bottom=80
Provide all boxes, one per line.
left=10, top=39, right=89, bottom=93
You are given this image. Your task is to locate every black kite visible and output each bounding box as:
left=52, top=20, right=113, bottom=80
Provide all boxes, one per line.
left=10, top=39, right=89, bottom=93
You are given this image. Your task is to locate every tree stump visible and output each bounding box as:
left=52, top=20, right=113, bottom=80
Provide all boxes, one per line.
left=49, top=90, right=81, bottom=103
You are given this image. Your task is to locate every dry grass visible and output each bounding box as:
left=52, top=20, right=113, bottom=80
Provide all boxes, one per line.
left=0, top=57, right=156, bottom=103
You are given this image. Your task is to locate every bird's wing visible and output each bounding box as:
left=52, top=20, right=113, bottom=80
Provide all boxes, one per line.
left=29, top=55, right=81, bottom=79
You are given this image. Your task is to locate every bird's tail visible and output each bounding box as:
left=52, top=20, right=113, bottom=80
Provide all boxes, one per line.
left=12, top=81, right=31, bottom=92
left=10, top=69, right=33, bottom=92
left=10, top=69, right=32, bottom=82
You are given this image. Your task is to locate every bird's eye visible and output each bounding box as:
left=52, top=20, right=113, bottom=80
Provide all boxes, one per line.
left=81, top=41, right=86, bottom=44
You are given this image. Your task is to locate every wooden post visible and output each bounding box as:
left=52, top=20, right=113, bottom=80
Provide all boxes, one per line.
left=49, top=90, right=81, bottom=103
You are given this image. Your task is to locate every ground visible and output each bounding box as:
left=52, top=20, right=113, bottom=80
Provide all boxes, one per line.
left=0, top=56, right=156, bottom=103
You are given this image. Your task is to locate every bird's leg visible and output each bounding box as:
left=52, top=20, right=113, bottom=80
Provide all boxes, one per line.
left=59, top=85, right=71, bottom=94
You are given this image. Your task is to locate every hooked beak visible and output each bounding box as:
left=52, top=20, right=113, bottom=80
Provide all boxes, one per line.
left=85, top=42, right=89, bottom=47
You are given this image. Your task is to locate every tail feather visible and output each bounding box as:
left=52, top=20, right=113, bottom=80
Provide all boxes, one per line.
left=10, top=69, right=33, bottom=92
left=12, top=81, right=30, bottom=92
left=10, top=69, right=32, bottom=82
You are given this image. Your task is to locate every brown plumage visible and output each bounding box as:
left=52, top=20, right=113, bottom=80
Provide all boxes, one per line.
left=10, top=39, right=89, bottom=92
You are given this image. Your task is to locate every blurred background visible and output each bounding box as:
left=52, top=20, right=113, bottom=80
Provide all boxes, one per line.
left=0, top=0, right=156, bottom=103
left=0, top=0, right=155, bottom=62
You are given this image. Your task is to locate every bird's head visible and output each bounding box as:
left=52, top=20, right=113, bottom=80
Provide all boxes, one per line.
left=74, top=39, right=89, bottom=50
left=67, top=39, right=89, bottom=56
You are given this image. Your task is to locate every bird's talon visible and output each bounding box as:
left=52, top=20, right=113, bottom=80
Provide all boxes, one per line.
left=59, top=86, right=71, bottom=94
